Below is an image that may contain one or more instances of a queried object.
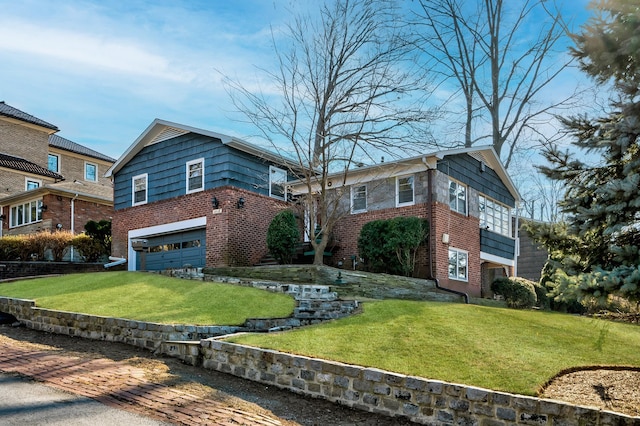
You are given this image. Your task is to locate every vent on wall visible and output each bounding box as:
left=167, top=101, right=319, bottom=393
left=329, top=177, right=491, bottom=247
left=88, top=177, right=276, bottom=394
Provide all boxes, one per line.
left=149, top=127, right=190, bottom=145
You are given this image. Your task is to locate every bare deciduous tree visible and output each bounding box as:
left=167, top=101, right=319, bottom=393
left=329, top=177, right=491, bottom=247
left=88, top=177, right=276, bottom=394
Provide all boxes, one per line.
left=413, top=0, right=576, bottom=168
left=224, top=0, right=432, bottom=265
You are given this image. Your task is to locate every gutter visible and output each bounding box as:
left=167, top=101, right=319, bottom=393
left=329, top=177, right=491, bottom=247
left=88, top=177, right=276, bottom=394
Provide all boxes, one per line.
left=423, top=157, right=469, bottom=304
left=104, top=256, right=127, bottom=269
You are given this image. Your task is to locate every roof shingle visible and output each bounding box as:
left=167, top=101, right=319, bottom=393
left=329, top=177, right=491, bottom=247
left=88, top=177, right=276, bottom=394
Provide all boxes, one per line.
left=0, top=152, right=65, bottom=180
left=49, top=134, right=116, bottom=163
left=0, top=101, right=59, bottom=131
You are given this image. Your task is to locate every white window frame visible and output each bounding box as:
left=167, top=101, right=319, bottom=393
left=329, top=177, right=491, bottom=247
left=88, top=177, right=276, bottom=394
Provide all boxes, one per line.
left=269, top=166, right=287, bottom=200
left=479, top=194, right=510, bottom=236
left=449, top=179, right=467, bottom=215
left=84, top=161, right=98, bottom=182
left=448, top=247, right=468, bottom=281
left=132, top=173, right=148, bottom=206
left=10, top=199, right=43, bottom=228
left=186, top=158, right=205, bottom=194
left=48, top=153, right=60, bottom=173
left=25, top=178, right=41, bottom=191
left=351, top=184, right=367, bottom=213
left=396, top=175, right=414, bottom=207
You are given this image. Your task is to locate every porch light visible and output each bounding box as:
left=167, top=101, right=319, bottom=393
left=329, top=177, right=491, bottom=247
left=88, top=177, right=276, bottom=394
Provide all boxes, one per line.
left=237, top=197, right=245, bottom=209
left=211, top=197, right=219, bottom=209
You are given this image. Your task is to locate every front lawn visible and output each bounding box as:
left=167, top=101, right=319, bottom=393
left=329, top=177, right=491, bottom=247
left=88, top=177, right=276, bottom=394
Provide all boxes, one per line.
left=0, top=272, right=295, bottom=325
left=227, top=299, right=640, bottom=396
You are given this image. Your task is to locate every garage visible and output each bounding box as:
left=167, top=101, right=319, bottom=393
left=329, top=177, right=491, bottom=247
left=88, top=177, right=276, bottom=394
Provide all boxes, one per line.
left=136, top=229, right=206, bottom=270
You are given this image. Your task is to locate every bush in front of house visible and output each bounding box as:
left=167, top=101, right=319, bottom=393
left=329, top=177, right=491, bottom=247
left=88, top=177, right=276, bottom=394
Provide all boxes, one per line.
left=84, top=220, right=112, bottom=255
left=40, top=231, right=75, bottom=261
left=267, top=210, right=300, bottom=264
left=358, top=216, right=429, bottom=276
left=491, top=277, right=537, bottom=309
left=72, top=234, right=106, bottom=262
left=0, top=235, right=24, bottom=261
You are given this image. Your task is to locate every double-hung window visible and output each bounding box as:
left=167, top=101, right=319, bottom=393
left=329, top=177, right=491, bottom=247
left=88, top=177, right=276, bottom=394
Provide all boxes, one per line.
left=48, top=154, right=59, bottom=173
left=269, top=166, right=287, bottom=200
left=449, top=179, right=467, bottom=215
left=351, top=185, right=367, bottom=213
left=396, top=175, right=414, bottom=206
left=10, top=199, right=43, bottom=228
left=132, top=174, right=148, bottom=206
left=186, top=158, right=204, bottom=193
left=85, top=162, right=97, bottom=182
left=479, top=195, right=510, bottom=236
left=448, top=248, right=468, bottom=281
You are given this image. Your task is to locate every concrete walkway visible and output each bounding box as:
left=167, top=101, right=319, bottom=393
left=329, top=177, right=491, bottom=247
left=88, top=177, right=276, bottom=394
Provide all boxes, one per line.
left=0, top=341, right=282, bottom=425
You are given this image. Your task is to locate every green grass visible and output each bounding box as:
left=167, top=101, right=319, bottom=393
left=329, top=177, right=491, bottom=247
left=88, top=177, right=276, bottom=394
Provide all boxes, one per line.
left=227, top=300, right=640, bottom=395
left=0, top=272, right=295, bottom=325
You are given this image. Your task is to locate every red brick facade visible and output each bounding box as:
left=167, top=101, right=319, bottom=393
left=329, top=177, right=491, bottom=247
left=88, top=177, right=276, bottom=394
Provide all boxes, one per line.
left=1, top=194, right=113, bottom=236
left=331, top=203, right=431, bottom=276
left=111, top=186, right=288, bottom=267
left=331, top=200, right=484, bottom=297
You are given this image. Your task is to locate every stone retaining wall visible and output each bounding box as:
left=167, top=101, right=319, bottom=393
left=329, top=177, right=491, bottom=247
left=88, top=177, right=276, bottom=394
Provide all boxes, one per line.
left=0, top=261, right=122, bottom=281
left=198, top=339, right=639, bottom=426
left=1, top=295, right=638, bottom=424
left=0, top=297, right=241, bottom=350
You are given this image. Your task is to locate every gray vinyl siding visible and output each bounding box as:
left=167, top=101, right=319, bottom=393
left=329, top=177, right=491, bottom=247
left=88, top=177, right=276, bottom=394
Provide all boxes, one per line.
left=437, top=154, right=515, bottom=207
left=113, top=133, right=275, bottom=210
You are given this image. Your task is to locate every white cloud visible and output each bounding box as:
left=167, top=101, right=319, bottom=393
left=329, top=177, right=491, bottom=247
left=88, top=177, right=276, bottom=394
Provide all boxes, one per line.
left=0, top=20, right=195, bottom=82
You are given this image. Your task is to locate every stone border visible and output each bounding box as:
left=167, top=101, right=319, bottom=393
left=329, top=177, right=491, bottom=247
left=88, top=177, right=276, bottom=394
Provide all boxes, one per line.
left=2, top=296, right=638, bottom=425
left=195, top=339, right=639, bottom=426
left=0, top=297, right=241, bottom=350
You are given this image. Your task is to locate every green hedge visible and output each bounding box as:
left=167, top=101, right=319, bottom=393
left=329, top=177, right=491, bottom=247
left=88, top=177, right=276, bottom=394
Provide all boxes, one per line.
left=491, top=277, right=538, bottom=309
left=358, top=216, right=428, bottom=276
left=0, top=229, right=108, bottom=262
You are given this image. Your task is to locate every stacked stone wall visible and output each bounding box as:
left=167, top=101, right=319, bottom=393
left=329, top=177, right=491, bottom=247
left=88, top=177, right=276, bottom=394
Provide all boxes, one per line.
left=0, top=261, right=119, bottom=280
left=199, top=340, right=639, bottom=426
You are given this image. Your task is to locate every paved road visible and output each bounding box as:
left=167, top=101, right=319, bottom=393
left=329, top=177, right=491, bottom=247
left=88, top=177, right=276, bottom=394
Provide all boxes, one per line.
left=0, top=373, right=172, bottom=425
left=0, top=340, right=285, bottom=425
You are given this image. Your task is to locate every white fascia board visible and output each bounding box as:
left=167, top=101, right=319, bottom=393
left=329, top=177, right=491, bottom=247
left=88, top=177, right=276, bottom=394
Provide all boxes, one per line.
left=480, top=251, right=515, bottom=267
left=289, top=159, right=429, bottom=194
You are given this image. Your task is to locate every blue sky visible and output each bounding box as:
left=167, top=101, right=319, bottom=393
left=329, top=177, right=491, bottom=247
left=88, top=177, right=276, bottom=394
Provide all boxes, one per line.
left=1, top=0, right=593, bottom=163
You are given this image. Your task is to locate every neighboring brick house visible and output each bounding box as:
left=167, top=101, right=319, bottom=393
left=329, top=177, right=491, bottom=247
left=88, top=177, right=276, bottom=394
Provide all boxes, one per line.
left=0, top=101, right=115, bottom=241
left=291, top=147, right=521, bottom=298
left=106, top=119, right=297, bottom=271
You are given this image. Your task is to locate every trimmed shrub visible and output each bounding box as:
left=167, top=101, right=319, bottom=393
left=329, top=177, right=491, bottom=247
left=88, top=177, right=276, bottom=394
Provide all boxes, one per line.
left=72, top=234, right=105, bottom=262
left=358, top=217, right=429, bottom=276
left=358, top=219, right=393, bottom=273
left=266, top=210, right=300, bottom=264
left=491, top=277, right=537, bottom=309
left=41, top=231, right=75, bottom=261
left=0, top=235, right=24, bottom=261
left=23, top=233, right=47, bottom=261
left=532, top=280, right=550, bottom=309
left=84, top=220, right=112, bottom=255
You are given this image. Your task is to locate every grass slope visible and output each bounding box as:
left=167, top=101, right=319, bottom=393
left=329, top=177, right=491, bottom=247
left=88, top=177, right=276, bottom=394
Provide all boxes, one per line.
left=0, top=272, right=295, bottom=325
left=228, top=300, right=640, bottom=395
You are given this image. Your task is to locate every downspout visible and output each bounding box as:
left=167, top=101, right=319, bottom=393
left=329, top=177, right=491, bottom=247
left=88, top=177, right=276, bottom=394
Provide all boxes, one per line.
left=70, top=194, right=78, bottom=261
left=0, top=205, right=3, bottom=238
left=423, top=157, right=469, bottom=304
left=514, top=203, right=520, bottom=278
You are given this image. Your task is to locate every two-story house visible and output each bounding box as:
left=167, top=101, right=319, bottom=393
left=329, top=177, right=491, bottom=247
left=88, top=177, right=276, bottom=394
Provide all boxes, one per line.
left=106, top=119, right=296, bottom=271
left=0, top=101, right=115, bottom=239
left=291, top=146, right=521, bottom=298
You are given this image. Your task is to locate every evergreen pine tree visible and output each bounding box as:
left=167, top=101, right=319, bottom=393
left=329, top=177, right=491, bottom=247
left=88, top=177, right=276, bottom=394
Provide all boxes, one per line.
left=529, top=0, right=640, bottom=305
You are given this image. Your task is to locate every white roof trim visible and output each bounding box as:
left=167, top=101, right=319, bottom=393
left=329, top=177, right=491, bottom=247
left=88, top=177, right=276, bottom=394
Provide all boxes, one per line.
left=105, top=119, right=297, bottom=178
left=290, top=145, right=520, bottom=204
